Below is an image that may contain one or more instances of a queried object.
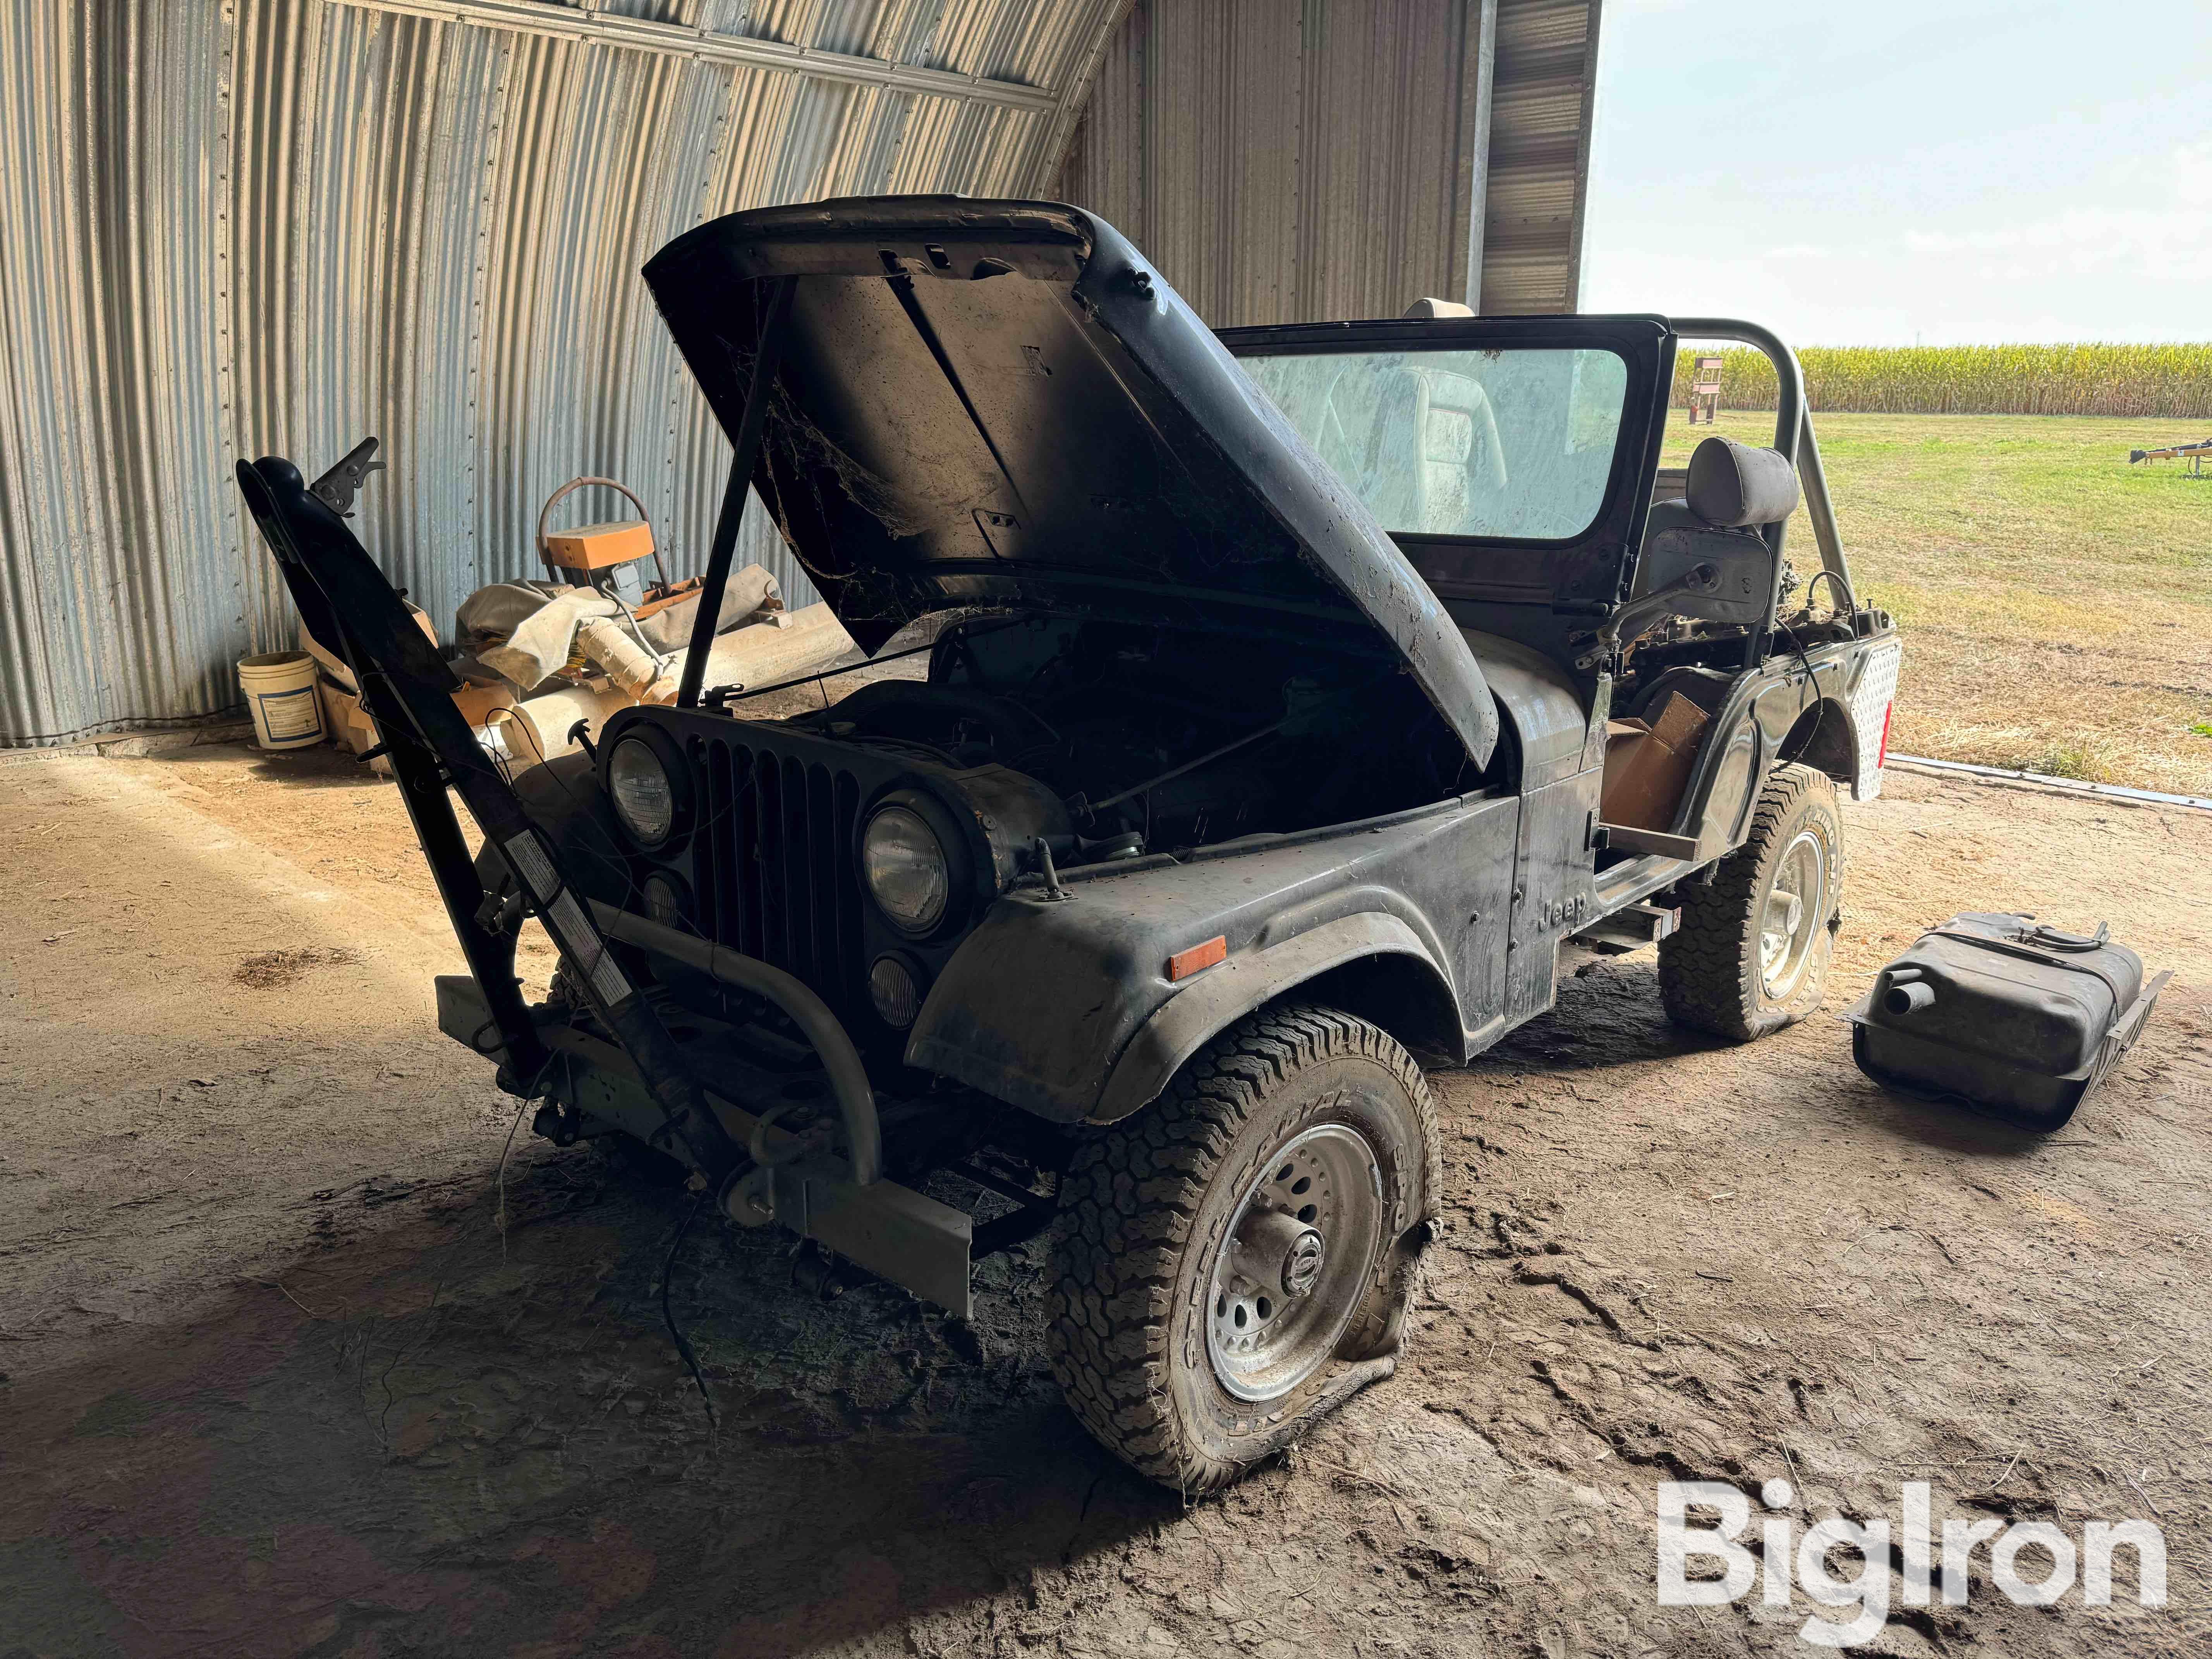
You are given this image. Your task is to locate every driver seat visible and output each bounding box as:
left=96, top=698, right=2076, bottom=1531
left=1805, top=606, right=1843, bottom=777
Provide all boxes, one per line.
left=1631, top=435, right=1798, bottom=601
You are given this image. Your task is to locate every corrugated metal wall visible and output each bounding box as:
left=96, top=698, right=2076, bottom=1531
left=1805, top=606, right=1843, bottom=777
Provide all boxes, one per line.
left=1054, top=0, right=1488, bottom=327
left=0, top=0, right=1599, bottom=747
left=1479, top=0, right=1601, bottom=314
left=1051, top=0, right=1600, bottom=327
left=0, top=0, right=1123, bottom=747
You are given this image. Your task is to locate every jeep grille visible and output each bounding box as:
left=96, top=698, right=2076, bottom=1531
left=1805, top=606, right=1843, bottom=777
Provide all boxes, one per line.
left=692, top=737, right=867, bottom=1017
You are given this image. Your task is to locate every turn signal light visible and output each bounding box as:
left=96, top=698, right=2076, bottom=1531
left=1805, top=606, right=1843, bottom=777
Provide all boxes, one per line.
left=1167, top=935, right=1227, bottom=981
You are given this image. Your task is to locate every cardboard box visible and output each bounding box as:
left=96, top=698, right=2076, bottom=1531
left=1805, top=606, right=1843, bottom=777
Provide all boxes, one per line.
left=452, top=677, right=518, bottom=728
left=316, top=676, right=383, bottom=764
left=299, top=605, right=439, bottom=694
left=318, top=675, right=522, bottom=777
left=1599, top=690, right=1709, bottom=832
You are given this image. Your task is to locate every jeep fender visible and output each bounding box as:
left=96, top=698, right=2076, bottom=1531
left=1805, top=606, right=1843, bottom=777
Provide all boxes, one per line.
left=905, top=796, right=1505, bottom=1122
left=907, top=899, right=1453, bottom=1124
left=1087, top=910, right=1449, bottom=1122
left=1671, top=637, right=1888, bottom=857
left=912, top=869, right=1490, bottom=1127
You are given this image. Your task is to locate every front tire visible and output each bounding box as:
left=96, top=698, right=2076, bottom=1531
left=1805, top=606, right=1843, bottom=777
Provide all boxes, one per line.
left=1048, top=1005, right=1439, bottom=1494
left=1659, top=762, right=1843, bottom=1040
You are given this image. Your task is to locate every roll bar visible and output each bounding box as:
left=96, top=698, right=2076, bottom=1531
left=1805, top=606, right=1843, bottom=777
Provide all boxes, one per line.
left=1668, top=318, right=1856, bottom=660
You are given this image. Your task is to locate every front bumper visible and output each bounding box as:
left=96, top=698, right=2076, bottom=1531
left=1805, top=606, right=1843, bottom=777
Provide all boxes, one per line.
left=436, top=973, right=981, bottom=1317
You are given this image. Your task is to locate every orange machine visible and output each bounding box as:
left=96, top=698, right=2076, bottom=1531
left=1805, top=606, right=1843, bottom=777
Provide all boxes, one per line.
left=536, top=476, right=672, bottom=608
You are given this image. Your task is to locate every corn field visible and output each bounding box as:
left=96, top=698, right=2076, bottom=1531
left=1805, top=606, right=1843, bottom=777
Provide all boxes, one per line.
left=1669, top=343, right=2212, bottom=417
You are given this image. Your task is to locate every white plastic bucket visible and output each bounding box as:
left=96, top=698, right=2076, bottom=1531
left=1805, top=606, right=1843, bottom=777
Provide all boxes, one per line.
left=237, top=650, right=327, bottom=750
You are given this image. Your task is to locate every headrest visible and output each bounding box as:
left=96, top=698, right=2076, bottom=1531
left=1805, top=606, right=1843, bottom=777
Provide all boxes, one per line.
left=1686, top=436, right=1799, bottom=528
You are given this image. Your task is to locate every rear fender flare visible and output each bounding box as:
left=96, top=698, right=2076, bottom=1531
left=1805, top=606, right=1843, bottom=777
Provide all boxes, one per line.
left=1091, top=912, right=1453, bottom=1123
left=1778, top=696, right=1858, bottom=792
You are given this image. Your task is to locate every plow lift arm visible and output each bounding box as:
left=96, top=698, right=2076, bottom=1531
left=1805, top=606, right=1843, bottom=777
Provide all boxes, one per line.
left=232, top=456, right=742, bottom=1183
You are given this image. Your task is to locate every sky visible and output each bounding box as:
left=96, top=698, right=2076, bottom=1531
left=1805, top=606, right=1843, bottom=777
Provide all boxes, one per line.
left=1579, top=0, right=2212, bottom=345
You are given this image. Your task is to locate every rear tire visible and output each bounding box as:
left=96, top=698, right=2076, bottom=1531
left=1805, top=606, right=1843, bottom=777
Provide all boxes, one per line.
left=1659, top=762, right=1843, bottom=1040
left=1047, top=1005, right=1439, bottom=1494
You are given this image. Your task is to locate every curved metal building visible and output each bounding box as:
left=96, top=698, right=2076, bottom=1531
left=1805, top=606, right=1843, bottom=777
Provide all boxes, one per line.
left=0, top=0, right=1598, bottom=747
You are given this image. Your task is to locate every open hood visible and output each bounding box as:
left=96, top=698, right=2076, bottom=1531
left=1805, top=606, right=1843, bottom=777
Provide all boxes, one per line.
left=642, top=197, right=1498, bottom=764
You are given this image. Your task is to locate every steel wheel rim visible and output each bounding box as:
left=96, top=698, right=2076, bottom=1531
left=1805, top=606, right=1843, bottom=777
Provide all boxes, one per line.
left=1758, top=828, right=1828, bottom=1000
left=1206, top=1123, right=1383, bottom=1403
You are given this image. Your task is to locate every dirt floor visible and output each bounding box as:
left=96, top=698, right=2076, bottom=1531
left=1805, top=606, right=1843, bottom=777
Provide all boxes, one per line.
left=3, top=736, right=2209, bottom=1658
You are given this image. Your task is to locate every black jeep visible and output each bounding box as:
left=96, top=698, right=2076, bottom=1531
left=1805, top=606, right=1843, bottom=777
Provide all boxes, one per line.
left=235, top=197, right=1901, bottom=1492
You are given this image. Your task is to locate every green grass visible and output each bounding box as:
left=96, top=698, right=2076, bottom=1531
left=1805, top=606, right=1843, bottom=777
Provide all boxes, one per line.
left=1659, top=410, right=2212, bottom=795
left=1670, top=343, right=2212, bottom=418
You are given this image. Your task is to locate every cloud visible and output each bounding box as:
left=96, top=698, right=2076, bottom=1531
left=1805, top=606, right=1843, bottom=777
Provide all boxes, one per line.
left=2116, top=138, right=2212, bottom=207
left=1583, top=2, right=2212, bottom=346
left=1902, top=204, right=2212, bottom=284
left=1587, top=131, right=2212, bottom=342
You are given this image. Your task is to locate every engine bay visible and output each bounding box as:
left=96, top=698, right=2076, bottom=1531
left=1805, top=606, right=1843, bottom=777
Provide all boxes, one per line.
left=784, top=611, right=1483, bottom=862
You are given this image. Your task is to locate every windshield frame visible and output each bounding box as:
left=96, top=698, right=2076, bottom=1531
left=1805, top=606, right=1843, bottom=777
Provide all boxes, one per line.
left=1218, top=315, right=1674, bottom=617
left=1227, top=333, right=1641, bottom=550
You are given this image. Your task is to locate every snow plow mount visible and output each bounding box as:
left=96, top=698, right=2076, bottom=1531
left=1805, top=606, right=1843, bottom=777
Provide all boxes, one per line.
left=230, top=450, right=977, bottom=1313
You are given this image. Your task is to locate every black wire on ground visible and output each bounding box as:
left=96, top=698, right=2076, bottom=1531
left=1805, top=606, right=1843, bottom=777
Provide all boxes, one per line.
left=660, top=1192, right=719, bottom=1434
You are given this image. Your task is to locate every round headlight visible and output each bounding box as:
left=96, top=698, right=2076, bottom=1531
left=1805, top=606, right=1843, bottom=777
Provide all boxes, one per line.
left=641, top=871, right=690, bottom=927
left=868, top=954, right=923, bottom=1029
left=608, top=737, right=675, bottom=845
left=862, top=804, right=950, bottom=933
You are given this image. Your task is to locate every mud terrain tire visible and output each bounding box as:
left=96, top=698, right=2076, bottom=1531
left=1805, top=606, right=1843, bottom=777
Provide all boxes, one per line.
left=1048, top=1004, right=1439, bottom=1494
left=1659, top=761, right=1844, bottom=1040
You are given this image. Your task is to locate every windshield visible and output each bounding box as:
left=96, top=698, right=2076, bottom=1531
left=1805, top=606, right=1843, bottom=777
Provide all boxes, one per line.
left=1240, top=346, right=1630, bottom=540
